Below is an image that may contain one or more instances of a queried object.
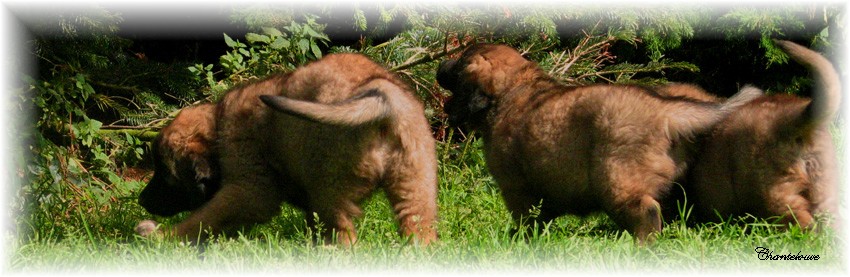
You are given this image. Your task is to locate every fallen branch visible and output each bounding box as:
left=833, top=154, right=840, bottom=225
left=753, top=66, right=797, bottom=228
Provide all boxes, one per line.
left=100, top=125, right=152, bottom=130
left=390, top=46, right=466, bottom=72
left=97, top=129, right=159, bottom=141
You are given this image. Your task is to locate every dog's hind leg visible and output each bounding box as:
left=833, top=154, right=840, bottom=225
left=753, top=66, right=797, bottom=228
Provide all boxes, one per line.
left=601, top=155, right=673, bottom=244
left=767, top=180, right=814, bottom=229
left=384, top=176, right=438, bottom=245
left=307, top=196, right=362, bottom=246
left=607, top=194, right=663, bottom=244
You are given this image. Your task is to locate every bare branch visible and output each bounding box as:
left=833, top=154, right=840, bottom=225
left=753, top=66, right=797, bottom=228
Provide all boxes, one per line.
left=391, top=45, right=465, bottom=72
left=97, top=128, right=159, bottom=141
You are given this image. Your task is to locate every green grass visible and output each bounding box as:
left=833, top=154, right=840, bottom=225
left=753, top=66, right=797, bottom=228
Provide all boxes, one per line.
left=6, top=138, right=845, bottom=274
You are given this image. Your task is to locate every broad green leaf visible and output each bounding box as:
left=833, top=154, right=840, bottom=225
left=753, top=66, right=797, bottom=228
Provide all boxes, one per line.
left=303, top=25, right=323, bottom=38
left=89, top=119, right=102, bottom=131
left=262, top=27, right=284, bottom=37
left=311, top=43, right=322, bottom=59
left=223, top=33, right=237, bottom=47
left=287, top=22, right=301, bottom=33
left=246, top=33, right=270, bottom=44
left=74, top=74, right=85, bottom=89
left=298, top=39, right=309, bottom=54
left=270, top=37, right=290, bottom=50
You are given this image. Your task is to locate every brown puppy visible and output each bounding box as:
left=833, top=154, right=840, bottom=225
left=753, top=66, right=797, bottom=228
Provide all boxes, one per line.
left=257, top=54, right=438, bottom=245
left=652, top=83, right=764, bottom=221
left=136, top=74, right=288, bottom=240
left=137, top=54, right=438, bottom=245
left=680, top=40, right=840, bottom=228
left=138, top=103, right=219, bottom=220
left=436, top=44, right=759, bottom=242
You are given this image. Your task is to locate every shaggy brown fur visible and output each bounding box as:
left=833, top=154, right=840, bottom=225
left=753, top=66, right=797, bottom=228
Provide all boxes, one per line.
left=652, top=83, right=763, bottom=221
left=137, top=54, right=438, bottom=245
left=675, top=40, right=841, bottom=228
left=436, top=44, right=759, bottom=242
left=138, top=103, right=219, bottom=218
left=655, top=83, right=724, bottom=103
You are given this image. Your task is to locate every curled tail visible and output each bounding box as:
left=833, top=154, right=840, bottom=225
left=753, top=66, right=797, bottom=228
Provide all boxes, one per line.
left=773, top=39, right=842, bottom=126
left=666, top=85, right=763, bottom=139
left=259, top=79, right=397, bottom=126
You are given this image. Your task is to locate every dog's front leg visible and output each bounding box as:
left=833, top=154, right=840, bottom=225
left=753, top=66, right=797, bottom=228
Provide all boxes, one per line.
left=138, top=182, right=284, bottom=243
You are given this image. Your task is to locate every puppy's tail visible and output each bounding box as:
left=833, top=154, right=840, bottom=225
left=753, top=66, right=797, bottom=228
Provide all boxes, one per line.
left=774, top=39, right=842, bottom=127
left=666, top=86, right=763, bottom=139
left=720, top=85, right=765, bottom=112
left=259, top=79, right=395, bottom=126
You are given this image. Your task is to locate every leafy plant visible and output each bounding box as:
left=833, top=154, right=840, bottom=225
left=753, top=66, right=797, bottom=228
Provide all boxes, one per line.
left=19, top=6, right=183, bottom=241
left=191, top=15, right=331, bottom=101
left=223, top=15, right=329, bottom=74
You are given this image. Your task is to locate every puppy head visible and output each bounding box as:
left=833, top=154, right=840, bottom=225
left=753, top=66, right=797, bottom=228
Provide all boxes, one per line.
left=437, top=44, right=532, bottom=127
left=139, top=104, right=220, bottom=217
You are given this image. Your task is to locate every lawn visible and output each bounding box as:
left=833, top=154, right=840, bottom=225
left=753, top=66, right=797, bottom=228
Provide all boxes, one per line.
left=4, top=138, right=844, bottom=275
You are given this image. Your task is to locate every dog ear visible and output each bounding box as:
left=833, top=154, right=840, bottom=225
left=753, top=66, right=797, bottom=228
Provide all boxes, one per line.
left=436, top=59, right=458, bottom=90
left=185, top=135, right=214, bottom=184
left=467, top=89, right=491, bottom=115
left=191, top=156, right=212, bottom=183
left=189, top=153, right=220, bottom=198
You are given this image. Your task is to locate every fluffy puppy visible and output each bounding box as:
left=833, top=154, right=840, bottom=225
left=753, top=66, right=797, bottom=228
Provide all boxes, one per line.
left=678, top=40, right=841, bottom=228
left=137, top=54, right=438, bottom=245
left=136, top=74, right=289, bottom=240
left=436, top=44, right=759, bottom=242
left=257, top=53, right=438, bottom=245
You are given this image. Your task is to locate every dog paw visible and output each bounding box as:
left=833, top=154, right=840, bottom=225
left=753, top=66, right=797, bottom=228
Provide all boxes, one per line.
left=135, top=219, right=159, bottom=237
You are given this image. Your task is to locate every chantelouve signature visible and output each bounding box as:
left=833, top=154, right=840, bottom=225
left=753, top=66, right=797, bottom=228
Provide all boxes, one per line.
left=755, top=246, right=820, bottom=261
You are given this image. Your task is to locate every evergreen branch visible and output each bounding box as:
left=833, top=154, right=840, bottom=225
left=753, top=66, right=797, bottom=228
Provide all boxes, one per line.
left=91, top=94, right=131, bottom=115
left=573, top=61, right=697, bottom=83
left=91, top=81, right=142, bottom=93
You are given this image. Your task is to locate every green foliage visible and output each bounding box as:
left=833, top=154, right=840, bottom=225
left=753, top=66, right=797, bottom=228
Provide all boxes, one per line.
left=720, top=7, right=802, bottom=65
left=716, top=5, right=840, bottom=67
left=24, top=128, right=147, bottom=240
left=20, top=7, right=191, bottom=241
left=31, top=11, right=199, bottom=126
left=419, top=4, right=564, bottom=51
left=229, top=4, right=296, bottom=30
left=190, top=15, right=330, bottom=100
left=536, top=33, right=699, bottom=86
left=223, top=16, right=329, bottom=73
